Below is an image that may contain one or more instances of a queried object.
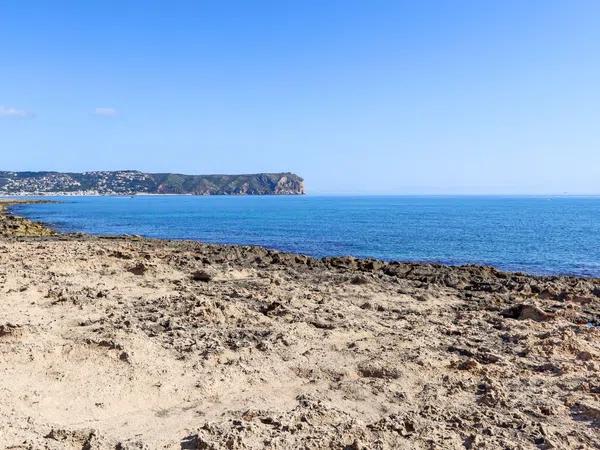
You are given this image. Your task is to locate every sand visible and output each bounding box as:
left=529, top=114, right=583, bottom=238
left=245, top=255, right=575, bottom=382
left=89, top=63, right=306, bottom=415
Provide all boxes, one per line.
left=0, top=200, right=599, bottom=449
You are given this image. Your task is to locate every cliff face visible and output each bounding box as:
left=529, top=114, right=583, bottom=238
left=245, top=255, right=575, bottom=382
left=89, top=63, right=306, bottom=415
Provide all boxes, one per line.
left=0, top=171, right=304, bottom=195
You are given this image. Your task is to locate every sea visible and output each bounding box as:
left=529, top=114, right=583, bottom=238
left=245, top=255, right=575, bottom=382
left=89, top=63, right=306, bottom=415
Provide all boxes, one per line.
left=9, top=195, right=600, bottom=278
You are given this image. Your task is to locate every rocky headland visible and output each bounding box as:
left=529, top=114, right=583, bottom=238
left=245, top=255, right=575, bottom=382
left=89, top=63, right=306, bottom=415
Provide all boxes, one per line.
left=0, top=171, right=305, bottom=196
left=0, top=200, right=598, bottom=449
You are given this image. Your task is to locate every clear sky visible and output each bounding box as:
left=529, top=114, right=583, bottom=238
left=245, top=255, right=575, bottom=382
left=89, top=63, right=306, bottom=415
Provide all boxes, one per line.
left=1, top=1, right=599, bottom=194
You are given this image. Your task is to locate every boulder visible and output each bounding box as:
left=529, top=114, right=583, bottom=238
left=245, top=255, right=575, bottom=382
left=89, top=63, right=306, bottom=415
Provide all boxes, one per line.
left=192, top=270, right=213, bottom=282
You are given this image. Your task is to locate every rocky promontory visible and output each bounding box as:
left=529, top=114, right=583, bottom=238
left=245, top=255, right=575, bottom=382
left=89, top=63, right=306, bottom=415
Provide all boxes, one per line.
left=0, top=171, right=304, bottom=195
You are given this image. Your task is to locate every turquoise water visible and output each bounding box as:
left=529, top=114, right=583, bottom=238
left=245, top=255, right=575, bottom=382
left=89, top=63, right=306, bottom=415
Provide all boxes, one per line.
left=11, top=195, right=600, bottom=277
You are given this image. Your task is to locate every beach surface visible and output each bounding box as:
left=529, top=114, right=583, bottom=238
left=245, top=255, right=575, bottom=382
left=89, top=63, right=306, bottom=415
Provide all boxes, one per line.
left=0, top=200, right=599, bottom=449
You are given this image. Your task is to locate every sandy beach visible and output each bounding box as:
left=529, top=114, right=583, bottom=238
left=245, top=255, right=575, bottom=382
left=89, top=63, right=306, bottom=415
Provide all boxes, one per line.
left=0, top=200, right=599, bottom=449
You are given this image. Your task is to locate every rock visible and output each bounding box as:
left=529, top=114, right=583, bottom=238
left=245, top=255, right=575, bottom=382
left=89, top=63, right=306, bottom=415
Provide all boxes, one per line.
left=539, top=287, right=559, bottom=300
left=0, top=323, right=20, bottom=338
left=444, top=274, right=467, bottom=289
left=415, top=293, right=432, bottom=302
left=350, top=275, right=370, bottom=285
left=192, top=270, right=213, bottom=282
left=455, top=359, right=480, bottom=371
left=344, top=440, right=362, bottom=450
left=325, top=256, right=358, bottom=269
left=501, top=304, right=555, bottom=322
left=127, top=263, right=147, bottom=276
left=568, top=295, right=593, bottom=305
left=111, top=251, right=132, bottom=260
left=358, top=361, right=401, bottom=379
left=361, top=260, right=384, bottom=271
left=572, top=401, right=600, bottom=423
left=476, top=351, right=502, bottom=365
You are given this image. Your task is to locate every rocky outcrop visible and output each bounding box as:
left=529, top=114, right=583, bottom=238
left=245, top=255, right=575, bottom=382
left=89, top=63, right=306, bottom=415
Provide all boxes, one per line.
left=0, top=201, right=55, bottom=237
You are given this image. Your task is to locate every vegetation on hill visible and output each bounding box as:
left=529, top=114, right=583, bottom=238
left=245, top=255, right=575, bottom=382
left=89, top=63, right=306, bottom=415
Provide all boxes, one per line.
left=0, top=171, right=304, bottom=195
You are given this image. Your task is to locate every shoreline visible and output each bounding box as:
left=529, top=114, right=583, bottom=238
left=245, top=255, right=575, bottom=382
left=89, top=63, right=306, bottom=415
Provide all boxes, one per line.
left=2, top=198, right=598, bottom=282
left=0, top=199, right=599, bottom=448
left=0, top=199, right=57, bottom=237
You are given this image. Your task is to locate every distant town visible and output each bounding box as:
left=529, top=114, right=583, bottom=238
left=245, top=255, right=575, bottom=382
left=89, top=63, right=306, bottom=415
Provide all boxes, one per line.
left=0, top=171, right=304, bottom=196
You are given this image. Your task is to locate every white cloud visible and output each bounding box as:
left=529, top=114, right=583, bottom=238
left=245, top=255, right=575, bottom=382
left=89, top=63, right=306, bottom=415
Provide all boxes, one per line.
left=0, top=106, right=34, bottom=118
left=94, top=107, right=119, bottom=117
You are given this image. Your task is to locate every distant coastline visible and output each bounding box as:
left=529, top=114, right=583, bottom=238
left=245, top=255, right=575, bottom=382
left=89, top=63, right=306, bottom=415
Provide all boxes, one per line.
left=0, top=171, right=305, bottom=196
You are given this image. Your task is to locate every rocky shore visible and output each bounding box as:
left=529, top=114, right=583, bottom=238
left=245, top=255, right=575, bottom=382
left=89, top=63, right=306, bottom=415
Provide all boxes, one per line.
left=0, top=200, right=599, bottom=449
left=0, top=200, right=56, bottom=237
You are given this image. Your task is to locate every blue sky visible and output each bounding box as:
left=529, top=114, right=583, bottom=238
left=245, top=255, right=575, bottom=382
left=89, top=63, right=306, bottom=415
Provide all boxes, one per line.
left=1, top=1, right=599, bottom=194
